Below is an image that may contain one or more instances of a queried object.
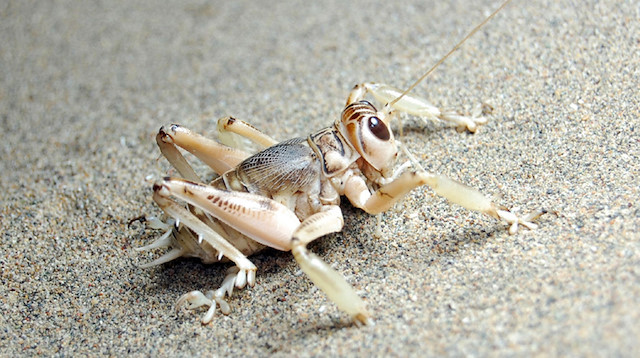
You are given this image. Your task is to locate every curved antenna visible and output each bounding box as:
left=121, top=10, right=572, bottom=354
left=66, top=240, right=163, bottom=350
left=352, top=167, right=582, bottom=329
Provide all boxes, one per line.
left=388, top=0, right=513, bottom=107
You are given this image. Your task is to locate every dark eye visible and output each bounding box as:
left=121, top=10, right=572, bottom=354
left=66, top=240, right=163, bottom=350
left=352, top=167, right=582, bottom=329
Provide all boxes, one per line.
left=367, top=116, right=390, bottom=140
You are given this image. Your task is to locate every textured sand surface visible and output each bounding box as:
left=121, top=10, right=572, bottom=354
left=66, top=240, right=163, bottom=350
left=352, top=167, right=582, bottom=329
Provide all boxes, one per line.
left=2, top=0, right=639, bottom=356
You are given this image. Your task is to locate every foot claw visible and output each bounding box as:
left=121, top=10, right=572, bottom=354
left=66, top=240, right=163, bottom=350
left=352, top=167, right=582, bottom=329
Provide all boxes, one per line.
left=235, top=269, right=247, bottom=288
left=247, top=270, right=256, bottom=287
left=216, top=296, right=231, bottom=315
left=174, top=265, right=256, bottom=323
left=442, top=110, right=487, bottom=133
left=496, top=208, right=545, bottom=234
left=176, top=290, right=212, bottom=314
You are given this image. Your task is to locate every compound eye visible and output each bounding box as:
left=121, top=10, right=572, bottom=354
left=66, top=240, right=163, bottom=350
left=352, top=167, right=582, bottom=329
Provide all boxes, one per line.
left=367, top=116, right=390, bottom=141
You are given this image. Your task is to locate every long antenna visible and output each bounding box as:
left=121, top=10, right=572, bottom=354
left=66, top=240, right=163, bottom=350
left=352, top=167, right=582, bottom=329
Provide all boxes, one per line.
left=388, top=0, right=513, bottom=107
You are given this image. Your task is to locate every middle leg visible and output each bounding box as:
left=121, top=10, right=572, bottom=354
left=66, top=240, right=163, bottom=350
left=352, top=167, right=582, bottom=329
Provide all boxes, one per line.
left=290, top=206, right=372, bottom=325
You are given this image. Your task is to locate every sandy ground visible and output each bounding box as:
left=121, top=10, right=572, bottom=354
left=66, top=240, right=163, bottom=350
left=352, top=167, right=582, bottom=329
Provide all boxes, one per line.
left=1, top=0, right=639, bottom=356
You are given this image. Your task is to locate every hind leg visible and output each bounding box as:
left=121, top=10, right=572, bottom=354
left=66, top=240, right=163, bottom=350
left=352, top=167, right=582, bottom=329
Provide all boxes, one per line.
left=149, top=182, right=261, bottom=324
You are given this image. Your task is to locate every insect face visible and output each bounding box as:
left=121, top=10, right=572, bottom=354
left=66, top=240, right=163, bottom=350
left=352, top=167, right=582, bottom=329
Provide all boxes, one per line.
left=341, top=100, right=397, bottom=177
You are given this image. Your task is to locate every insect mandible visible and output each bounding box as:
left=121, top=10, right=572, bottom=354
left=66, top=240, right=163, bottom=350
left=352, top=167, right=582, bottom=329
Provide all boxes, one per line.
left=136, top=0, right=543, bottom=325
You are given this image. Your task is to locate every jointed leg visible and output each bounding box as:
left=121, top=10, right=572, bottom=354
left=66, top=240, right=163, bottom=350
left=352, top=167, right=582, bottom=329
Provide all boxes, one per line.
left=157, top=117, right=278, bottom=181
left=345, top=170, right=541, bottom=234
left=291, top=206, right=372, bottom=325
left=348, top=82, right=487, bottom=132
left=147, top=118, right=292, bottom=324
left=216, top=116, right=279, bottom=150
left=153, top=177, right=371, bottom=324
left=157, top=124, right=251, bottom=178
left=152, top=187, right=257, bottom=273
left=175, top=266, right=242, bottom=324
left=151, top=182, right=261, bottom=324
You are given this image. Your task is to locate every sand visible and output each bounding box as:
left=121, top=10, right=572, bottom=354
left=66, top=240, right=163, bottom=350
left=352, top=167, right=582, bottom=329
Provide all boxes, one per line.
left=1, top=0, right=638, bottom=356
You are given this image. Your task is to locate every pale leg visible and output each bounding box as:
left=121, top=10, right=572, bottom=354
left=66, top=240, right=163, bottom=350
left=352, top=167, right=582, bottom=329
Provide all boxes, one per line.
left=144, top=119, right=287, bottom=323
left=153, top=177, right=371, bottom=324
left=216, top=116, right=279, bottom=150
left=156, top=124, right=251, bottom=178
left=144, top=124, right=254, bottom=273
left=151, top=177, right=301, bottom=323
left=291, top=206, right=372, bottom=325
left=152, top=187, right=258, bottom=324
left=345, top=170, right=541, bottom=234
left=347, top=82, right=488, bottom=132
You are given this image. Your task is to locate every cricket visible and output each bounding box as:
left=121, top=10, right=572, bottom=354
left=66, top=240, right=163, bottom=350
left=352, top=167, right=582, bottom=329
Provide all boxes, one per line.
left=135, top=0, right=544, bottom=325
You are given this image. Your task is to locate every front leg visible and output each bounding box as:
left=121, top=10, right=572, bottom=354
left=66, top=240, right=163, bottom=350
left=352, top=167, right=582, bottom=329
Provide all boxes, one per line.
left=348, top=82, right=488, bottom=132
left=345, top=170, right=542, bottom=234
